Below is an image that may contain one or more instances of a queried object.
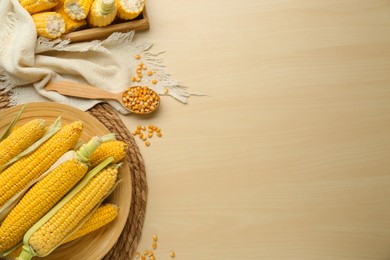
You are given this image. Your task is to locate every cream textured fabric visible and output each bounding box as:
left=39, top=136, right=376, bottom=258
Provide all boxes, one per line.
left=0, top=0, right=190, bottom=114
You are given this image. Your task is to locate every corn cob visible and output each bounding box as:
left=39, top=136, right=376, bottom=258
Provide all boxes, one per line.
left=26, top=166, right=118, bottom=257
left=32, top=12, right=66, bottom=39
left=0, top=159, right=88, bottom=253
left=0, top=119, right=46, bottom=167
left=20, top=0, right=59, bottom=14
left=89, top=140, right=126, bottom=167
left=116, top=0, right=144, bottom=20
left=87, top=0, right=117, bottom=27
left=63, top=204, right=118, bottom=243
left=64, top=0, right=94, bottom=20
left=0, top=133, right=115, bottom=253
left=53, top=1, right=87, bottom=33
left=0, top=121, right=83, bottom=209
left=6, top=204, right=118, bottom=258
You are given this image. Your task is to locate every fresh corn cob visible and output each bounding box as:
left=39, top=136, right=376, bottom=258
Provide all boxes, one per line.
left=63, top=204, right=118, bottom=243
left=116, top=0, right=144, bottom=20
left=20, top=0, right=59, bottom=14
left=0, top=119, right=46, bottom=167
left=0, top=134, right=114, bottom=253
left=64, top=0, right=94, bottom=20
left=5, top=204, right=118, bottom=258
left=0, top=121, right=83, bottom=209
left=53, top=1, right=87, bottom=33
left=87, top=0, right=117, bottom=27
left=0, top=159, right=88, bottom=253
left=26, top=166, right=118, bottom=257
left=89, top=140, right=126, bottom=167
left=32, top=12, right=66, bottom=39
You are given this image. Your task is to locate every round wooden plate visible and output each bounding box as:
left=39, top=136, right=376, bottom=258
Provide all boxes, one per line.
left=0, top=102, right=132, bottom=260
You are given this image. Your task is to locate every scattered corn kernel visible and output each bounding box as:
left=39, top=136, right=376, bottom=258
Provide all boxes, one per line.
left=135, top=54, right=141, bottom=60
left=145, top=141, right=150, bottom=147
left=170, top=251, right=176, bottom=257
left=148, top=71, right=153, bottom=76
left=148, top=133, right=152, bottom=138
left=153, top=234, right=158, bottom=241
left=157, top=133, right=162, bottom=138
left=142, top=65, right=147, bottom=70
left=148, top=250, right=154, bottom=256
left=150, top=256, right=155, bottom=260
left=164, top=88, right=169, bottom=94
left=136, top=252, right=140, bottom=258
left=152, top=79, right=157, bottom=84
left=141, top=256, right=146, bottom=260
left=152, top=242, right=157, bottom=250
left=141, top=126, right=146, bottom=131
left=144, top=250, right=148, bottom=255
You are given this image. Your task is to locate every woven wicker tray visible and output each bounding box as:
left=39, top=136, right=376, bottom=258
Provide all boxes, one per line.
left=0, top=93, right=147, bottom=260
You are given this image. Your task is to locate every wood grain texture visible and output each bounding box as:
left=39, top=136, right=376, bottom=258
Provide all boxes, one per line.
left=120, top=0, right=390, bottom=259
left=0, top=103, right=132, bottom=260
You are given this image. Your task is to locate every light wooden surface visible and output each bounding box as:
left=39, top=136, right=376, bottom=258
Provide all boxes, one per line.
left=119, top=1, right=390, bottom=259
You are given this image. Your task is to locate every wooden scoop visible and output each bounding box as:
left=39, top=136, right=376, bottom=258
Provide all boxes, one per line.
left=45, top=81, right=160, bottom=114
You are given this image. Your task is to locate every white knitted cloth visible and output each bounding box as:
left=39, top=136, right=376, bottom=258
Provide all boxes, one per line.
left=0, top=0, right=189, bottom=114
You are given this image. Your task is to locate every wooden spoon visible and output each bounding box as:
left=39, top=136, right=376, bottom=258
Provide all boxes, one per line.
left=45, top=81, right=160, bottom=114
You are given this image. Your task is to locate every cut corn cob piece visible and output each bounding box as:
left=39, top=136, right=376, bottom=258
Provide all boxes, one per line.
left=0, top=119, right=46, bottom=168
left=116, top=0, right=144, bottom=20
left=32, top=12, right=66, bottom=39
left=63, top=204, right=118, bottom=243
left=0, top=133, right=115, bottom=253
left=53, top=1, right=87, bottom=33
left=18, top=160, right=118, bottom=259
left=20, top=0, right=59, bottom=14
left=89, top=140, right=126, bottom=167
left=88, top=0, right=117, bottom=27
left=64, top=0, right=94, bottom=20
left=0, top=121, right=83, bottom=209
left=0, top=159, right=88, bottom=253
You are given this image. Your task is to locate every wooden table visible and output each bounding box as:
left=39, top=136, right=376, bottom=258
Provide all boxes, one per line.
left=120, top=1, right=390, bottom=259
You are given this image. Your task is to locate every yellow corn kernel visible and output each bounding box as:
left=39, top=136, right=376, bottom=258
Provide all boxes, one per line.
left=89, top=141, right=126, bottom=167
left=20, top=0, right=59, bottom=14
left=0, top=119, right=46, bottom=167
left=28, top=166, right=118, bottom=256
left=116, top=0, right=144, bottom=20
left=0, top=159, right=88, bottom=252
left=63, top=204, right=118, bottom=243
left=64, top=0, right=94, bottom=20
left=88, top=0, right=117, bottom=27
left=0, top=121, right=83, bottom=208
left=32, top=12, right=66, bottom=39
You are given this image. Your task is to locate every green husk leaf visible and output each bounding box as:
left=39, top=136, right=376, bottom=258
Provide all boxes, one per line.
left=18, top=157, right=115, bottom=260
left=0, top=104, right=26, bottom=142
left=0, top=117, right=62, bottom=173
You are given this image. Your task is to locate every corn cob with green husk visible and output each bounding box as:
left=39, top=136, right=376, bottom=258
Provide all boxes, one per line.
left=53, top=0, right=87, bottom=33
left=32, top=12, right=66, bottom=39
left=0, top=134, right=115, bottom=253
left=87, top=0, right=117, bottom=27
left=20, top=0, right=59, bottom=14
left=116, top=0, right=144, bottom=20
left=89, top=140, right=127, bottom=167
left=64, top=0, right=94, bottom=20
left=0, top=119, right=46, bottom=168
left=17, top=160, right=119, bottom=260
left=0, top=121, right=83, bottom=209
left=5, top=203, right=118, bottom=259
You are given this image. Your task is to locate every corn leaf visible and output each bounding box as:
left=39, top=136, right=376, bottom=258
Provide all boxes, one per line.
left=0, top=104, right=26, bottom=142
